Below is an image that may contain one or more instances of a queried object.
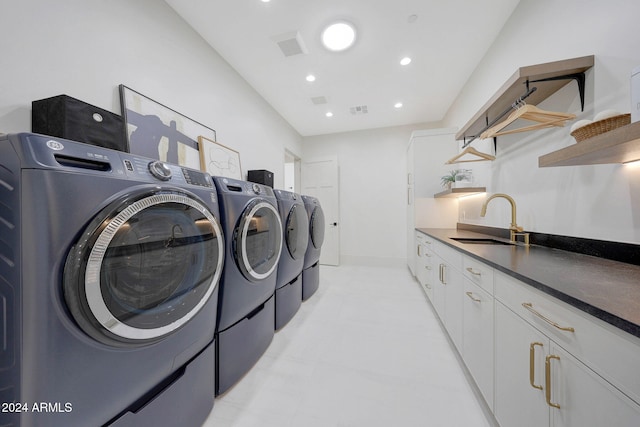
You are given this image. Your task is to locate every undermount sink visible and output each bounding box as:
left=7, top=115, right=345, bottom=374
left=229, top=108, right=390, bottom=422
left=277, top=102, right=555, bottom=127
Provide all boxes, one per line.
left=450, top=237, right=515, bottom=245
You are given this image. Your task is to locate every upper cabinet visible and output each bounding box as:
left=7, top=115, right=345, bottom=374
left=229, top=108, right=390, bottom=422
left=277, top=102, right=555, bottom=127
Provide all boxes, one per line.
left=456, top=56, right=594, bottom=148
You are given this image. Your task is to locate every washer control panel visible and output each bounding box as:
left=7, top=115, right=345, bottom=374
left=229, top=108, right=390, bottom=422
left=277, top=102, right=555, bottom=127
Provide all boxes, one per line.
left=124, top=157, right=213, bottom=188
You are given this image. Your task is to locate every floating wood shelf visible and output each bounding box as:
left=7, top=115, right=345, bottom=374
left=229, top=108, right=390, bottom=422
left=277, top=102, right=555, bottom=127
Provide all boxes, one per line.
left=434, top=187, right=487, bottom=198
left=456, top=55, right=594, bottom=143
left=539, top=121, right=640, bottom=167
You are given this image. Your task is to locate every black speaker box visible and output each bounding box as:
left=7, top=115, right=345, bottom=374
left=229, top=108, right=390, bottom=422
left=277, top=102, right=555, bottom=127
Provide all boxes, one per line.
left=32, top=94, right=128, bottom=152
left=247, top=169, right=274, bottom=188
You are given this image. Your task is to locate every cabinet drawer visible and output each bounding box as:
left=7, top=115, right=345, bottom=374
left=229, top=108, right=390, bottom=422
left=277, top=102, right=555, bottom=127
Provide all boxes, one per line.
left=462, top=255, right=494, bottom=295
left=495, top=271, right=640, bottom=405
left=432, top=241, right=462, bottom=270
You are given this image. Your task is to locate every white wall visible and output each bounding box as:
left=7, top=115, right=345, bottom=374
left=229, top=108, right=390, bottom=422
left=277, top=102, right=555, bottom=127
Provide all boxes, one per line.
left=443, top=0, right=640, bottom=244
left=0, top=0, right=302, bottom=188
left=302, top=123, right=433, bottom=266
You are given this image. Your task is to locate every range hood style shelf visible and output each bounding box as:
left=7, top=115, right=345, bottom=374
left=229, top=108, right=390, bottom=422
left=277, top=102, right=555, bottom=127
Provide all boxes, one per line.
left=538, top=121, right=640, bottom=167
left=456, top=55, right=594, bottom=146
left=434, top=187, right=486, bottom=198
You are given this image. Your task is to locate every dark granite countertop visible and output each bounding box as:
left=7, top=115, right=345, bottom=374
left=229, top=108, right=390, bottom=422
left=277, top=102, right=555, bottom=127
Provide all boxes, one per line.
left=416, top=228, right=640, bottom=339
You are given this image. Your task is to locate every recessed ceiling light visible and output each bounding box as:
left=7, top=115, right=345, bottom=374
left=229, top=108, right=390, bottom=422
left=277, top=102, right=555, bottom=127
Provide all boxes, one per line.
left=400, top=57, right=412, bottom=66
left=321, top=21, right=356, bottom=52
left=394, top=102, right=403, bottom=109
left=326, top=112, right=334, bottom=117
left=306, top=74, right=316, bottom=82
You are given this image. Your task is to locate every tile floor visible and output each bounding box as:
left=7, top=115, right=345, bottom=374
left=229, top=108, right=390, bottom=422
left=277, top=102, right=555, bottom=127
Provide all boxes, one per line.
left=203, top=264, right=496, bottom=427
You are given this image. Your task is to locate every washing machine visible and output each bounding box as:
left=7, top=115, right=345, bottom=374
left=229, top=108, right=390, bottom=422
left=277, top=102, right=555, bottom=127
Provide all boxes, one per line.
left=302, top=195, right=325, bottom=300
left=274, top=190, right=309, bottom=330
left=212, top=176, right=283, bottom=395
left=0, top=133, right=225, bottom=426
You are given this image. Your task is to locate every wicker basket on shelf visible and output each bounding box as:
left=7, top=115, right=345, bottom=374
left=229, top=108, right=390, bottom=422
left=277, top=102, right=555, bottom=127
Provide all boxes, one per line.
left=570, top=113, right=631, bottom=142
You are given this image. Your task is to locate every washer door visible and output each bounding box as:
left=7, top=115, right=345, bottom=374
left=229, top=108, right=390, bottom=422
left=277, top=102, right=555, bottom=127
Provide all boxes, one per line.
left=64, top=189, right=224, bottom=346
left=285, top=204, right=309, bottom=260
left=234, top=200, right=283, bottom=281
left=309, top=206, right=325, bottom=249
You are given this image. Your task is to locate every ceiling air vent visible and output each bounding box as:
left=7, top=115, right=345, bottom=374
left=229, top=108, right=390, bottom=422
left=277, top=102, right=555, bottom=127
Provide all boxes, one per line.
left=311, top=96, right=327, bottom=105
left=271, top=31, right=308, bottom=57
left=349, top=105, right=368, bottom=115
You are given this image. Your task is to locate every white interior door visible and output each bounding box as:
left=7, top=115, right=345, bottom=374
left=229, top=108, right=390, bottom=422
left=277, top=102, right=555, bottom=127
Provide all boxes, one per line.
left=301, top=156, right=339, bottom=266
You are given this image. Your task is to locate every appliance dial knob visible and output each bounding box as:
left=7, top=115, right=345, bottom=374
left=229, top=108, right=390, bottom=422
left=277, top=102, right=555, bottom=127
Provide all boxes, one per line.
left=252, top=183, right=261, bottom=194
left=148, top=161, right=172, bottom=181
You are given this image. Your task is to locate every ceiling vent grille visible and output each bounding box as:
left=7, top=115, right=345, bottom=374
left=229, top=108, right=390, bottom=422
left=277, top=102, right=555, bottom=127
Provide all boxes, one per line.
left=350, top=105, right=368, bottom=115
left=272, top=31, right=308, bottom=57
left=311, top=96, right=327, bottom=105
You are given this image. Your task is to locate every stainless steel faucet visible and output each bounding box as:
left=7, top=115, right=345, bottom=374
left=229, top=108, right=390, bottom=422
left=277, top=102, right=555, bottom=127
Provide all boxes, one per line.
left=480, top=193, right=529, bottom=245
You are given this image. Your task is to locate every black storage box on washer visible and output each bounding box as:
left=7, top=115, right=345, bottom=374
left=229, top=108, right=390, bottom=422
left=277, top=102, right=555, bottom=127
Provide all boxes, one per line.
left=247, top=169, right=274, bottom=188
left=32, top=94, right=128, bottom=152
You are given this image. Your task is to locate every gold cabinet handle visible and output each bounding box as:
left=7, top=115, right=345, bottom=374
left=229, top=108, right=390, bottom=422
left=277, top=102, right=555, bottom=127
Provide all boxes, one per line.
left=529, top=342, right=544, bottom=390
left=466, top=267, right=482, bottom=276
left=441, top=264, right=447, bottom=285
left=522, top=303, right=575, bottom=332
left=465, top=291, right=482, bottom=303
left=417, top=245, right=422, bottom=256
left=425, top=266, right=431, bottom=270
left=545, top=354, right=561, bottom=409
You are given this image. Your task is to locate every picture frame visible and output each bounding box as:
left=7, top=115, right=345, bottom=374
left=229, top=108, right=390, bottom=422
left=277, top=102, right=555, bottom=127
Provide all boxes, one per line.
left=119, top=84, right=216, bottom=170
left=198, top=136, right=242, bottom=180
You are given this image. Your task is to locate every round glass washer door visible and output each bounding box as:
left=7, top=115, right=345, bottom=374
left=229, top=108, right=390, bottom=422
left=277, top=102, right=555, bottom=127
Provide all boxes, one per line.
left=234, top=200, right=283, bottom=281
left=64, top=190, right=224, bottom=346
left=309, top=206, right=325, bottom=249
left=285, top=204, right=309, bottom=260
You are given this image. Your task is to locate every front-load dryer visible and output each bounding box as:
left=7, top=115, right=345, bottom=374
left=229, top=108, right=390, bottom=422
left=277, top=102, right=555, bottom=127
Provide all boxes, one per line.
left=274, top=189, right=308, bottom=330
left=302, top=195, right=325, bottom=300
left=212, top=177, right=283, bottom=395
left=0, top=133, right=225, bottom=426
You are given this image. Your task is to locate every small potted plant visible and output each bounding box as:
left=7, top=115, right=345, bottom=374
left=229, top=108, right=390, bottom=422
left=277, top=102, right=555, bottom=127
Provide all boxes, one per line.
left=440, top=170, right=459, bottom=189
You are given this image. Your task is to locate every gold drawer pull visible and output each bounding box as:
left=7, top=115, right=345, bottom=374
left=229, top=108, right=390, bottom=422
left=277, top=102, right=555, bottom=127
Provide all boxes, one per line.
left=529, top=342, right=544, bottom=390
left=545, top=354, right=561, bottom=409
left=522, top=303, right=575, bottom=332
left=466, top=267, right=482, bottom=276
left=465, top=291, right=482, bottom=303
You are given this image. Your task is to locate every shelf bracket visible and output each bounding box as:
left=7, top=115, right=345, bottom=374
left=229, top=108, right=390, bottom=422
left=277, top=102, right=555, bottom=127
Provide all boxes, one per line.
left=530, top=72, right=587, bottom=112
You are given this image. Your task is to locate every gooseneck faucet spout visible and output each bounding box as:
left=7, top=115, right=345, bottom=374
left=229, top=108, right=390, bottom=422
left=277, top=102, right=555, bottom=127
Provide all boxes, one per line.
left=480, top=193, right=529, bottom=245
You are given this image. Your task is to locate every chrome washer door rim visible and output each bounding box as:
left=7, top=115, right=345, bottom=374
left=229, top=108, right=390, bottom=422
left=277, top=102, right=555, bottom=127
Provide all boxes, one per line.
left=84, top=193, right=224, bottom=340
left=239, top=201, right=283, bottom=280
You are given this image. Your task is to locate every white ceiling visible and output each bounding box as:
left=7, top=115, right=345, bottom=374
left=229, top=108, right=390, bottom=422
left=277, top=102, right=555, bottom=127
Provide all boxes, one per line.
left=165, top=0, right=520, bottom=137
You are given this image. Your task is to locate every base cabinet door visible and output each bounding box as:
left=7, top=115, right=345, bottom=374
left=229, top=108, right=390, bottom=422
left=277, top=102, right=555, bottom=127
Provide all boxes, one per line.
left=462, top=278, right=494, bottom=409
left=549, top=343, right=640, bottom=427
left=439, top=260, right=463, bottom=351
left=495, top=302, right=550, bottom=427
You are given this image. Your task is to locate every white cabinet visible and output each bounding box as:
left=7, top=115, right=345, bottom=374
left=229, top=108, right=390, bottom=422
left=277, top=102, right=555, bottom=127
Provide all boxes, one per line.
left=462, top=276, right=494, bottom=409
left=494, top=271, right=640, bottom=427
left=432, top=241, right=463, bottom=352
left=414, top=232, right=435, bottom=300
left=549, top=343, right=640, bottom=427
left=406, top=129, right=458, bottom=272
left=495, top=301, right=551, bottom=427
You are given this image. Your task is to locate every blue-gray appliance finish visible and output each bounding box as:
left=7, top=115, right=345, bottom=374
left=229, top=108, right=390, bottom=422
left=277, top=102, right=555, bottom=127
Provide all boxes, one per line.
left=274, top=190, right=309, bottom=330
left=212, top=177, right=283, bottom=395
left=0, top=133, right=225, bottom=426
left=301, top=195, right=325, bottom=300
